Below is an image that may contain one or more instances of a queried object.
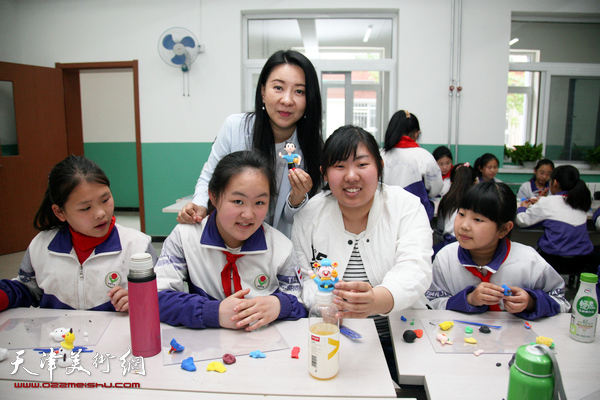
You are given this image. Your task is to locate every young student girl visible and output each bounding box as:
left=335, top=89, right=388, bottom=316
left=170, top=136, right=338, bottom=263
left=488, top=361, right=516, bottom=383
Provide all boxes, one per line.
left=0, top=156, right=157, bottom=313
left=426, top=182, right=570, bottom=319
left=177, top=50, right=323, bottom=238
left=433, top=146, right=454, bottom=197
left=156, top=151, right=305, bottom=331
left=517, top=159, right=554, bottom=200
left=474, top=153, right=502, bottom=183
left=516, top=165, right=594, bottom=275
left=381, top=110, right=443, bottom=220
left=433, top=163, right=477, bottom=257
left=292, top=125, right=433, bottom=382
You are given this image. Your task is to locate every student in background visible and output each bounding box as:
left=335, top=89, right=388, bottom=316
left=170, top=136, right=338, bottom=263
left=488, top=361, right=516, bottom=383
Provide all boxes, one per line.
left=157, top=151, right=305, bottom=330
left=177, top=50, right=323, bottom=238
left=293, top=125, right=432, bottom=383
left=381, top=110, right=443, bottom=220
left=474, top=153, right=502, bottom=183
left=517, top=159, right=554, bottom=200
left=0, top=156, right=157, bottom=313
left=433, top=163, right=477, bottom=257
left=426, top=182, right=569, bottom=319
left=516, top=165, right=593, bottom=269
left=433, top=146, right=453, bottom=197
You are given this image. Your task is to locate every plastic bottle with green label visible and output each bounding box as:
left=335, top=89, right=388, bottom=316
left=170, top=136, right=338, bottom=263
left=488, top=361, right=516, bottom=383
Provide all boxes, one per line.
left=569, top=272, right=598, bottom=343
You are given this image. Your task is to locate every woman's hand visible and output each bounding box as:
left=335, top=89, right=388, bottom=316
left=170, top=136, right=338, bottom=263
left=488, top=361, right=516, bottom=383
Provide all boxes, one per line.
left=288, top=168, right=312, bottom=206
left=108, top=286, right=129, bottom=312
left=466, top=282, right=504, bottom=307
left=503, top=286, right=534, bottom=314
left=332, top=281, right=393, bottom=319
left=177, top=203, right=207, bottom=224
left=231, top=295, right=281, bottom=331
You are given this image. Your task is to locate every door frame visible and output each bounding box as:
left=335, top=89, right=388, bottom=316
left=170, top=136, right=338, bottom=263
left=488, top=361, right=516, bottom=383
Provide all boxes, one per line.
left=55, top=61, right=146, bottom=232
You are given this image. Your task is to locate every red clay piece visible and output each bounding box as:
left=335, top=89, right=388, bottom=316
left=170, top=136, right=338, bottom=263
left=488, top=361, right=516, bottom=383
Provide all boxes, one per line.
left=291, top=346, right=300, bottom=359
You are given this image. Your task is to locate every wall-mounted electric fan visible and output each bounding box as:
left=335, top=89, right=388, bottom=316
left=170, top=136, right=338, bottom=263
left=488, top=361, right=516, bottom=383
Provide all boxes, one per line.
left=158, top=27, right=201, bottom=96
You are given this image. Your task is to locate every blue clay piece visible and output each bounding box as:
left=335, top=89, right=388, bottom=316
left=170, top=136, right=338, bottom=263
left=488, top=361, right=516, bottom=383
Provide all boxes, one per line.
left=501, top=284, right=512, bottom=296
left=181, top=357, right=196, bottom=371
left=400, top=316, right=407, bottom=322
left=249, top=350, right=266, bottom=358
left=170, top=338, right=185, bottom=353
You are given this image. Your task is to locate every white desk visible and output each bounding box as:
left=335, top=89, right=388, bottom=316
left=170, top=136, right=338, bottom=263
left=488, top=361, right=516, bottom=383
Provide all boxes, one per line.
left=390, top=310, right=600, bottom=400
left=162, top=196, right=191, bottom=213
left=0, top=308, right=396, bottom=399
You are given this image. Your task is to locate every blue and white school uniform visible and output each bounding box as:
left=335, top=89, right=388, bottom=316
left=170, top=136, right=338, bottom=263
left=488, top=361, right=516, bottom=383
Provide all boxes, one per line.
left=516, top=191, right=592, bottom=257
left=426, top=239, right=570, bottom=320
left=156, top=212, right=306, bottom=329
left=517, top=178, right=549, bottom=200
left=0, top=224, right=157, bottom=311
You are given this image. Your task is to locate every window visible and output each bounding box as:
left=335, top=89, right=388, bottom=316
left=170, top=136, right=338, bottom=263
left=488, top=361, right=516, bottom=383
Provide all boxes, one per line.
left=506, top=15, right=600, bottom=162
left=243, top=13, right=397, bottom=142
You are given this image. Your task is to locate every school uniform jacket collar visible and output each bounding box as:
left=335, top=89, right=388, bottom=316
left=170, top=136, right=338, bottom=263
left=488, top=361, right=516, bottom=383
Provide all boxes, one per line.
left=529, top=177, right=549, bottom=193
left=47, top=224, right=122, bottom=255
left=200, top=211, right=267, bottom=253
left=457, top=238, right=511, bottom=274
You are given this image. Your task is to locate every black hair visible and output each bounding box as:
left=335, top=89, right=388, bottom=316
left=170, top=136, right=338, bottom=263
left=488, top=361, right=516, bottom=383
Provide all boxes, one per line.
left=207, top=150, right=277, bottom=214
left=459, top=181, right=516, bottom=237
left=473, top=153, right=500, bottom=178
left=433, top=146, right=453, bottom=162
left=34, top=155, right=110, bottom=231
left=321, top=125, right=383, bottom=191
left=382, top=110, right=420, bottom=152
left=438, top=163, right=476, bottom=220
left=248, top=49, right=323, bottom=198
left=551, top=165, right=591, bottom=212
left=532, top=158, right=555, bottom=180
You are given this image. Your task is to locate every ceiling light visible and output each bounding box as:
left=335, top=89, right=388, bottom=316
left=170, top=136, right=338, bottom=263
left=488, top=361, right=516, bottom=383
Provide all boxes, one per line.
left=509, top=38, right=519, bottom=46
left=363, top=25, right=373, bottom=43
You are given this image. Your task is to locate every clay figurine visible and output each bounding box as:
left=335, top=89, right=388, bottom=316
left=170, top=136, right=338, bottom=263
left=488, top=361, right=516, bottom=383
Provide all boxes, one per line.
left=169, top=338, right=185, bottom=353
left=49, top=327, right=69, bottom=342
left=311, top=258, right=339, bottom=292
left=279, top=141, right=301, bottom=169
left=60, top=328, right=75, bottom=351
left=436, top=333, right=453, bottom=345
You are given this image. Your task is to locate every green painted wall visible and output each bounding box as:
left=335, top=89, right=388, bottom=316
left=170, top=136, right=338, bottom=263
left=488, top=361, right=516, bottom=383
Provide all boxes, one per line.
left=84, top=142, right=139, bottom=208
left=142, top=142, right=212, bottom=237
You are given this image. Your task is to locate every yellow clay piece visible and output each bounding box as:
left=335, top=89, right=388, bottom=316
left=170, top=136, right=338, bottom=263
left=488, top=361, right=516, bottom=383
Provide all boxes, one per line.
left=207, top=361, right=227, bottom=373
left=535, top=336, right=553, bottom=347
left=464, top=337, right=477, bottom=344
left=439, top=321, right=454, bottom=331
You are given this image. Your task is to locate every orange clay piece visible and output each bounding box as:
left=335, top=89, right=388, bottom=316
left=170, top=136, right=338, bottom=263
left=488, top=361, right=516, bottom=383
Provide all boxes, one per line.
left=414, top=329, right=423, bottom=338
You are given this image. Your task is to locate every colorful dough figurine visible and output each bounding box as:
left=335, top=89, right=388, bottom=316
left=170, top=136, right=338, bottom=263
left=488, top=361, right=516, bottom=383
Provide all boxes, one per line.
left=49, top=327, right=69, bottom=342
left=436, top=333, right=453, bottom=345
left=60, top=328, right=75, bottom=351
left=310, top=258, right=339, bottom=292
left=279, top=142, right=302, bottom=170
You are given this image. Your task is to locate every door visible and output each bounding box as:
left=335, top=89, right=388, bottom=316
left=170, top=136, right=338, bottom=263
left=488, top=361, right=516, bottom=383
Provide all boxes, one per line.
left=0, top=62, right=69, bottom=255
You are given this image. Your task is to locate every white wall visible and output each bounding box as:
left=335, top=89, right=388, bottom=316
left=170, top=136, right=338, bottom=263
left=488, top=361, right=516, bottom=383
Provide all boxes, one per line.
left=1, top=0, right=598, bottom=148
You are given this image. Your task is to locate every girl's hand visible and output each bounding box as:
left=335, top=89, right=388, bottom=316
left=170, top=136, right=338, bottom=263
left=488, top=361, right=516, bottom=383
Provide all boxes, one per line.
left=177, top=203, right=207, bottom=224
left=288, top=168, right=312, bottom=206
left=231, top=295, right=281, bottom=331
left=520, top=199, right=533, bottom=208
left=539, top=187, right=549, bottom=197
left=332, top=281, right=393, bottom=319
left=219, top=288, right=251, bottom=329
left=503, top=286, right=534, bottom=314
left=467, top=282, right=504, bottom=307
left=108, top=286, right=129, bottom=312
left=529, top=197, right=540, bottom=205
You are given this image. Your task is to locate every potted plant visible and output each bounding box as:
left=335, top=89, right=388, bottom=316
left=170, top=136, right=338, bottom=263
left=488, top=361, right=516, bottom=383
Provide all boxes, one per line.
left=585, top=146, right=600, bottom=169
left=510, top=142, right=543, bottom=168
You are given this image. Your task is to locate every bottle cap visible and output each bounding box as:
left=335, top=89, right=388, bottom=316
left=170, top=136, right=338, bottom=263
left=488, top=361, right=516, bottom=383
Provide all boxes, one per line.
left=580, top=273, right=598, bottom=284
left=129, top=253, right=154, bottom=279
left=514, top=344, right=553, bottom=377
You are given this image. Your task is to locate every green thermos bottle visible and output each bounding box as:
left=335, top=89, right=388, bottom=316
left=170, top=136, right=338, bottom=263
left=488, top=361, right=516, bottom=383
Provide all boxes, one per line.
left=507, top=344, right=566, bottom=400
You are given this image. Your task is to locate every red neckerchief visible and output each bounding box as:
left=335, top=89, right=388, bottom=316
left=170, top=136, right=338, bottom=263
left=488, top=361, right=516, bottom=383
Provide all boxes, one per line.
left=394, top=136, right=420, bottom=148
left=69, top=216, right=116, bottom=264
left=442, top=169, right=452, bottom=180
left=221, top=251, right=245, bottom=297
left=464, top=240, right=511, bottom=311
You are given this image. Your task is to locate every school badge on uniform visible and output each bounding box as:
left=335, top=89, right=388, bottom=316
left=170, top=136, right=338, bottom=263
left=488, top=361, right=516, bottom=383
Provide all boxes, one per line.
left=105, top=271, right=122, bottom=288
left=254, top=274, right=270, bottom=290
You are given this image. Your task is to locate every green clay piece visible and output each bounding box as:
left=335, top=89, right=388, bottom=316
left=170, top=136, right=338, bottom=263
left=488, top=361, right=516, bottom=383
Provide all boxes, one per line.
left=465, top=327, right=473, bottom=334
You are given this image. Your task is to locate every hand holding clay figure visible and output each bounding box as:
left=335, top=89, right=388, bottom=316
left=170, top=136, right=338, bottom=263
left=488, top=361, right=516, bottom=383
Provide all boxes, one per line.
left=108, top=286, right=129, bottom=312
left=288, top=168, right=313, bottom=206
left=466, top=282, right=505, bottom=307
left=503, top=286, right=535, bottom=314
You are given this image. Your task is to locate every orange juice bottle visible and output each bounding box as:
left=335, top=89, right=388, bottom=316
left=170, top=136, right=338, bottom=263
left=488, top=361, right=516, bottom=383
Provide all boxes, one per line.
left=308, top=290, right=340, bottom=379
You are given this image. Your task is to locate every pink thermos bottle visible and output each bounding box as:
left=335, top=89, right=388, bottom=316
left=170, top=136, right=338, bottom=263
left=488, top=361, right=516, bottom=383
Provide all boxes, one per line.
left=128, top=253, right=161, bottom=357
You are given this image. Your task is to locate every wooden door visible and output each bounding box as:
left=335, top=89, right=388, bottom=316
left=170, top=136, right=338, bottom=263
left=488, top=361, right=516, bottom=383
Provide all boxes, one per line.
left=0, top=62, right=69, bottom=255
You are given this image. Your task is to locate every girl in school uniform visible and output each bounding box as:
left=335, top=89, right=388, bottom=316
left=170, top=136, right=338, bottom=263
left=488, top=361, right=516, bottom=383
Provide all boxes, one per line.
left=426, top=182, right=569, bottom=319
left=433, top=146, right=454, bottom=197
left=156, top=151, right=305, bottom=331
left=474, top=153, right=502, bottom=183
left=177, top=50, right=323, bottom=238
left=433, top=163, right=477, bottom=257
left=0, top=156, right=157, bottom=313
left=517, top=159, right=554, bottom=200
left=516, top=165, right=594, bottom=272
left=381, top=110, right=443, bottom=220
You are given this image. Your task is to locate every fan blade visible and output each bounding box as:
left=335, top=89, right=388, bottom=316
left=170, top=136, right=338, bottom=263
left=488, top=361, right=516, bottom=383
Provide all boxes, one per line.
left=171, top=54, right=186, bottom=65
left=180, top=36, right=196, bottom=48
left=162, top=34, right=176, bottom=50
